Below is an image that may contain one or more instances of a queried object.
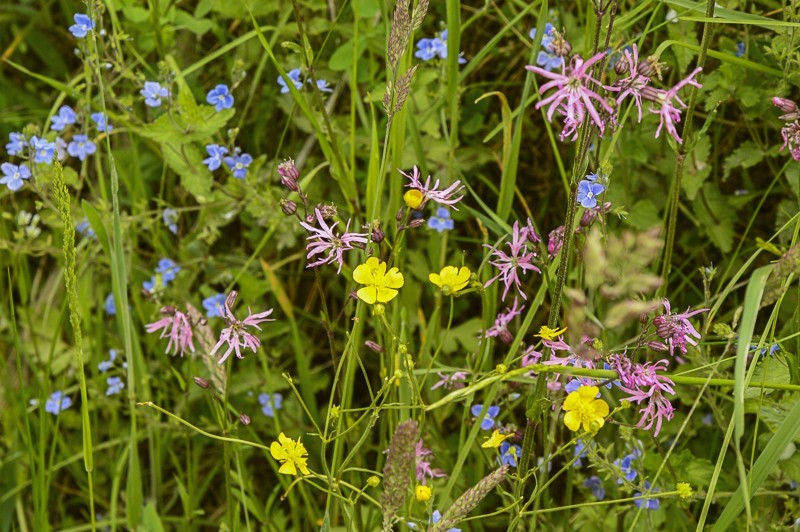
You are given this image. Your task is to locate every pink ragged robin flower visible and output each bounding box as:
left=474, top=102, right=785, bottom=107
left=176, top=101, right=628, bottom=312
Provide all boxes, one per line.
left=612, top=44, right=651, bottom=123
left=484, top=298, right=524, bottom=344
left=415, top=440, right=447, bottom=484
left=431, top=371, right=468, bottom=390
left=484, top=221, right=541, bottom=301
left=298, top=208, right=369, bottom=274
left=779, top=122, right=800, bottom=161
left=210, top=292, right=274, bottom=364
left=647, top=67, right=702, bottom=144
left=146, top=307, right=195, bottom=357
left=609, top=355, right=676, bottom=436
left=547, top=225, right=565, bottom=258
left=526, top=51, right=615, bottom=140
left=399, top=166, right=465, bottom=209
left=652, top=299, right=707, bottom=357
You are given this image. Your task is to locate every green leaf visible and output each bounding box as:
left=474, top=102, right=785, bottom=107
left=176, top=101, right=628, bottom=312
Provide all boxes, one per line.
left=141, top=502, right=165, bottom=532
left=744, top=355, right=790, bottom=398
left=173, top=9, right=214, bottom=35
left=780, top=452, right=800, bottom=482
left=122, top=6, right=150, bottom=23
left=329, top=37, right=367, bottom=71
left=161, top=142, right=214, bottom=202
left=723, top=141, right=763, bottom=180
left=693, top=184, right=735, bottom=252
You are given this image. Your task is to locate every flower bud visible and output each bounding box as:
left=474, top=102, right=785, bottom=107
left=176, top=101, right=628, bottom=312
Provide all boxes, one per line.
left=365, top=340, right=384, bottom=353
left=225, top=290, right=238, bottom=310
left=638, top=55, right=665, bottom=79
left=239, top=414, right=251, bottom=425
left=648, top=341, right=669, bottom=352
left=550, top=30, right=571, bottom=57
left=317, top=203, right=337, bottom=220
left=396, top=208, right=405, bottom=222
left=496, top=363, right=507, bottom=374
left=372, top=303, right=385, bottom=316
left=193, top=377, right=210, bottom=389
left=580, top=208, right=598, bottom=227
left=277, top=158, right=300, bottom=181
left=498, top=330, right=514, bottom=345
left=280, top=198, right=297, bottom=216
left=305, top=213, right=317, bottom=226
left=371, top=227, right=385, bottom=243
left=408, top=218, right=426, bottom=229
left=772, top=97, right=797, bottom=114
left=280, top=175, right=300, bottom=193
left=398, top=343, right=408, bottom=355
left=614, top=57, right=630, bottom=75
left=415, top=485, right=432, bottom=502
left=367, top=475, right=380, bottom=488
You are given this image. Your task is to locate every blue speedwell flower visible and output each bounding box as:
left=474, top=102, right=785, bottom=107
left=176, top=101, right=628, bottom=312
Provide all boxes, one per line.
left=45, top=391, right=73, bottom=415
left=69, top=13, right=95, bottom=38
left=529, top=23, right=563, bottom=71
left=258, top=392, right=283, bottom=417
left=577, top=180, right=605, bottom=208
left=224, top=152, right=253, bottom=179
left=735, top=42, right=745, bottom=57
left=314, top=79, right=333, bottom=93
left=6, top=132, right=27, bottom=156
left=90, top=112, right=112, bottom=132
left=104, top=293, right=116, bottom=315
left=415, top=30, right=466, bottom=63
left=633, top=481, right=660, bottom=510
left=155, top=258, right=181, bottom=281
left=278, top=69, right=303, bottom=94
left=76, top=218, right=97, bottom=239
left=206, top=84, right=234, bottom=111
left=584, top=476, right=605, bottom=500
left=141, top=81, right=169, bottom=107
left=51, top=105, right=78, bottom=131
left=428, top=207, right=454, bottom=232
left=30, top=136, right=55, bottom=164
left=615, top=450, right=641, bottom=484
left=106, top=376, right=125, bottom=396
left=471, top=404, right=500, bottom=430
left=67, top=135, right=96, bottom=161
left=1, top=162, right=31, bottom=191
left=203, top=144, right=228, bottom=171
left=162, top=208, right=179, bottom=235
left=499, top=441, right=521, bottom=467
left=202, top=293, right=227, bottom=318
left=98, top=349, right=119, bottom=372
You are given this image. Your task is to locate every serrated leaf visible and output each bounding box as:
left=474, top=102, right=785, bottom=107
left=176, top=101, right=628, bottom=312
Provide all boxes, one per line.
left=723, top=141, right=763, bottom=180
left=693, top=184, right=735, bottom=252
left=161, top=142, right=214, bottom=202
left=744, top=355, right=790, bottom=398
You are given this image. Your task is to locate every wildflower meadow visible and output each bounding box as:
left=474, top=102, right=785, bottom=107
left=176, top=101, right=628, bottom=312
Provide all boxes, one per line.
left=4, top=0, right=800, bottom=530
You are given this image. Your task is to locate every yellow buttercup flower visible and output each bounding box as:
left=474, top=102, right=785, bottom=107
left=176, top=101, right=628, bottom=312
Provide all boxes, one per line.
left=270, top=432, right=310, bottom=475
left=415, top=484, right=432, bottom=502
left=403, top=189, right=424, bottom=209
left=535, top=325, right=567, bottom=341
left=481, top=429, right=512, bottom=448
left=677, top=482, right=693, bottom=500
left=429, top=266, right=471, bottom=295
left=562, top=385, right=609, bottom=432
left=353, top=257, right=404, bottom=305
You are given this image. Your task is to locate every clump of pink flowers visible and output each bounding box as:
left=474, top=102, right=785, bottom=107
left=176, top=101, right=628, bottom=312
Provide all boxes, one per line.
left=210, top=291, right=274, bottom=364
left=146, top=306, right=195, bottom=357
left=652, top=299, right=707, bottom=357
left=773, top=97, right=800, bottom=161
left=526, top=35, right=705, bottom=144
left=608, top=355, right=676, bottom=436
left=415, top=439, right=447, bottom=484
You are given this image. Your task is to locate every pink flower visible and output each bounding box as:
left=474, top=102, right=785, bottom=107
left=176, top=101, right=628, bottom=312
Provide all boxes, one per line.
left=146, top=307, right=195, bottom=357
left=652, top=299, right=707, bottom=357
left=415, top=440, right=447, bottom=484
left=612, top=44, right=651, bottom=123
left=484, top=299, right=525, bottom=344
left=547, top=225, right=565, bottom=258
left=484, top=221, right=541, bottom=300
left=400, top=166, right=465, bottom=209
left=649, top=67, right=702, bottom=144
left=779, top=122, right=800, bottom=161
left=299, top=208, right=369, bottom=274
left=521, top=345, right=542, bottom=367
left=608, top=355, right=676, bottom=436
left=210, top=299, right=274, bottom=364
left=526, top=51, right=615, bottom=140
left=431, top=371, right=468, bottom=390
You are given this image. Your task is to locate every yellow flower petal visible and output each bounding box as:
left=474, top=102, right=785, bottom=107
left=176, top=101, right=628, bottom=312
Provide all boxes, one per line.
left=429, top=273, right=442, bottom=287
left=563, top=391, right=582, bottom=411
left=404, top=189, right=424, bottom=209
left=278, top=460, right=297, bottom=475
left=590, top=398, right=609, bottom=418
left=270, top=441, right=288, bottom=460
left=385, top=268, right=404, bottom=289
left=352, top=263, right=370, bottom=285
left=481, top=429, right=511, bottom=448
left=564, top=410, right=582, bottom=432
left=375, top=287, right=398, bottom=303
left=357, top=287, right=378, bottom=305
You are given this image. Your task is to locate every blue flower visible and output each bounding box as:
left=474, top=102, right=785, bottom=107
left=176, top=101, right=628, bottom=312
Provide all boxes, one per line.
left=69, top=13, right=95, bottom=38
left=432, top=510, right=461, bottom=532
left=143, top=276, right=163, bottom=292
left=415, top=38, right=446, bottom=61
left=565, top=378, right=582, bottom=394
left=701, top=412, right=713, bottom=426
left=203, top=144, right=228, bottom=171
left=577, top=180, right=605, bottom=208
left=615, top=450, right=640, bottom=484
left=735, top=42, right=745, bottom=57
left=584, top=476, right=605, bottom=500
left=67, top=135, right=96, bottom=161
left=90, top=112, right=112, bottom=132
left=76, top=218, right=96, bottom=239
left=224, top=152, right=253, bottom=179
left=30, top=136, right=55, bottom=164
left=6, top=132, right=27, bottom=156
left=203, top=293, right=227, bottom=318
left=141, top=81, right=169, bottom=107
left=428, top=207, right=454, bottom=232
left=45, top=391, right=73, bottom=415
left=162, top=208, right=178, bottom=235
left=258, top=392, right=284, bottom=417
left=530, top=23, right=563, bottom=71
left=499, top=441, right=521, bottom=467
left=0, top=162, right=31, bottom=191
left=536, top=51, right=563, bottom=71
left=573, top=441, right=587, bottom=467
left=104, top=293, right=116, bottom=315
left=51, top=105, right=78, bottom=131
left=278, top=69, right=303, bottom=94
left=206, top=84, right=234, bottom=111
left=106, top=376, right=125, bottom=396
left=471, top=404, right=500, bottom=430
left=633, top=481, right=660, bottom=510
left=528, top=23, right=556, bottom=45
left=155, top=258, right=181, bottom=282
left=98, top=349, right=118, bottom=372
left=750, top=343, right=780, bottom=357
left=314, top=78, right=334, bottom=93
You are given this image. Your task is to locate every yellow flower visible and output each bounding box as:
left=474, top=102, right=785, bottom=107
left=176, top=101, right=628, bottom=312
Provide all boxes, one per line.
left=562, top=385, right=609, bottom=432
left=535, top=325, right=567, bottom=341
left=353, top=257, right=404, bottom=305
left=270, top=432, right=311, bottom=475
left=403, top=189, right=424, bottom=209
left=481, top=429, right=512, bottom=448
left=415, top=484, right=432, bottom=502
left=677, top=482, right=693, bottom=500
left=429, top=266, right=471, bottom=295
